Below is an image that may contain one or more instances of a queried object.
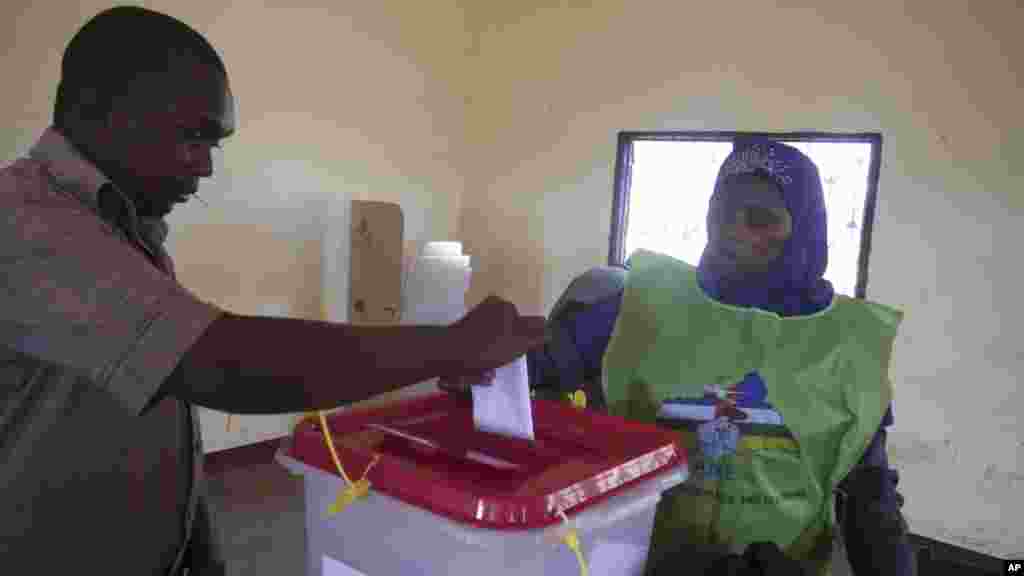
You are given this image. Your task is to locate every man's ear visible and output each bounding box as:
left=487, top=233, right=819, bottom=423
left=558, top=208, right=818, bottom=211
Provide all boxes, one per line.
left=103, top=105, right=132, bottom=136
left=81, top=113, right=118, bottom=160
left=95, top=102, right=141, bottom=155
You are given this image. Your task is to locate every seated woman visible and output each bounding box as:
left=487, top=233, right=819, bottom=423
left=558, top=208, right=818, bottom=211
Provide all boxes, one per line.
left=527, top=140, right=914, bottom=575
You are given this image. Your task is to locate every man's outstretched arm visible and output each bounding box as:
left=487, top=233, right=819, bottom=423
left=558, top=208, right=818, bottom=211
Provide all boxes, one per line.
left=157, top=297, right=545, bottom=414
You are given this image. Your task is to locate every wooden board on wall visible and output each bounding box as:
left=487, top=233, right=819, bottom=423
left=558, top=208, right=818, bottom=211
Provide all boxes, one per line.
left=349, top=200, right=403, bottom=325
left=208, top=202, right=408, bottom=451
left=347, top=200, right=411, bottom=409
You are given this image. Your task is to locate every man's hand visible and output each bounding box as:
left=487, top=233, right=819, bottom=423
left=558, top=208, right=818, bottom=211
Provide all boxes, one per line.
left=170, top=295, right=545, bottom=414
left=440, top=295, right=545, bottom=380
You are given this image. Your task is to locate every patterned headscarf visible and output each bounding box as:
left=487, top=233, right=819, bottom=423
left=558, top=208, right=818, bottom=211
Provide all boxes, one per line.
left=697, top=139, right=834, bottom=317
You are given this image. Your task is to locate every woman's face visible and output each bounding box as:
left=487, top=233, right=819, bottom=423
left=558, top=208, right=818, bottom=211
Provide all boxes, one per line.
left=708, top=173, right=793, bottom=276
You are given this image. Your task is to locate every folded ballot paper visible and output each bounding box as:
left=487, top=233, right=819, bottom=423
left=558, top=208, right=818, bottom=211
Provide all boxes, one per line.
left=471, top=355, right=535, bottom=441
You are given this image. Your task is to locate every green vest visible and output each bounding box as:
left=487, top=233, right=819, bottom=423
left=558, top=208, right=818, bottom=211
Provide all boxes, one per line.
left=602, top=251, right=902, bottom=574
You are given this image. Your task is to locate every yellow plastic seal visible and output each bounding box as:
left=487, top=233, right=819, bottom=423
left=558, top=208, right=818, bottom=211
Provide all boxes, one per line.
left=569, top=389, right=587, bottom=410
left=557, top=509, right=589, bottom=576
left=317, top=411, right=380, bottom=517
left=328, top=477, right=372, bottom=516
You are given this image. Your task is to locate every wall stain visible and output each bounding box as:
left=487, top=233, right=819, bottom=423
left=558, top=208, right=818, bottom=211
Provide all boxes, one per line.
left=888, top=437, right=940, bottom=466
left=934, top=527, right=1002, bottom=555
left=888, top=436, right=1022, bottom=558
left=943, top=437, right=959, bottom=465
left=980, top=463, right=1024, bottom=493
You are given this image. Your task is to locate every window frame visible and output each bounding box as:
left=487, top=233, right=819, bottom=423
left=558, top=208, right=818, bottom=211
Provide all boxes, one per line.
left=609, top=131, right=883, bottom=299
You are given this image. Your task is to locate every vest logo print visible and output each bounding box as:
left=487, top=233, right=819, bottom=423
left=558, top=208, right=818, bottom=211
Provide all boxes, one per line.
left=698, top=417, right=741, bottom=480
left=657, top=372, right=792, bottom=481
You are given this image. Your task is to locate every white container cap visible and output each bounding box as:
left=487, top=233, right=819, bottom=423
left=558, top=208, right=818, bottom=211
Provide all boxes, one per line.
left=422, top=241, right=463, bottom=258
left=417, top=255, right=471, bottom=269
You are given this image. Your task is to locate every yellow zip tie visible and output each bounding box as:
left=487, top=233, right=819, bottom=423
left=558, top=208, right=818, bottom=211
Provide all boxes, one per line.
left=569, top=390, right=587, bottom=410
left=318, top=411, right=380, bottom=517
left=294, top=411, right=319, bottom=434
left=557, top=509, right=588, bottom=576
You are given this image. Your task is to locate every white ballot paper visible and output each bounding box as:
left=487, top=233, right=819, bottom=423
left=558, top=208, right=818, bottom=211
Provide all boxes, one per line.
left=471, top=355, right=535, bottom=441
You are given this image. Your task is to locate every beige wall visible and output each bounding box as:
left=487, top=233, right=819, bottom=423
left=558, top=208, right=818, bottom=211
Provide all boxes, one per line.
left=2, top=0, right=469, bottom=319
left=460, top=0, right=1024, bottom=558
left=4, top=0, right=1022, bottom=559
left=1, top=1, right=470, bottom=450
